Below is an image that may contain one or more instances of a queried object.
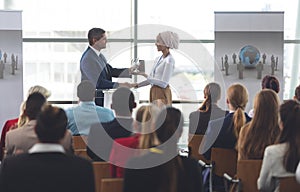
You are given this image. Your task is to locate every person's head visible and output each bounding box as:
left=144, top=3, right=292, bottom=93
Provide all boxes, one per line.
left=294, top=85, right=300, bottom=102
left=155, top=31, right=179, bottom=50
left=88, top=28, right=107, bottom=50
left=227, top=83, right=248, bottom=137
left=35, top=105, right=67, bottom=143
left=278, top=100, right=300, bottom=172
left=77, top=80, right=95, bottom=102
left=27, top=85, right=51, bottom=99
left=240, top=89, right=280, bottom=159
left=111, top=87, right=136, bottom=116
left=24, top=92, right=46, bottom=121
left=155, top=107, right=184, bottom=145
left=138, top=105, right=160, bottom=149
left=199, top=82, right=221, bottom=111
left=261, top=75, right=280, bottom=93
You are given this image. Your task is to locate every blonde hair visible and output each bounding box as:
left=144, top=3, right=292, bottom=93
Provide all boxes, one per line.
left=17, top=85, right=51, bottom=127
left=138, top=105, right=160, bottom=149
left=227, top=83, right=248, bottom=137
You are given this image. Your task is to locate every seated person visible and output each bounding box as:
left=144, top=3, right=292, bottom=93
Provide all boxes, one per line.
left=0, top=105, right=95, bottom=192
left=109, top=104, right=160, bottom=177
left=87, top=87, right=136, bottom=161
left=65, top=80, right=114, bottom=136
left=123, top=107, right=203, bottom=192
left=258, top=100, right=300, bottom=191
left=5, top=93, right=73, bottom=157
left=189, top=82, right=227, bottom=135
left=0, top=85, right=51, bottom=160
left=237, top=89, right=280, bottom=160
left=294, top=84, right=300, bottom=102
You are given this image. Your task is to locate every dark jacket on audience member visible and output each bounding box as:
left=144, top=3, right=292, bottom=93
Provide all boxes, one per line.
left=87, top=117, right=133, bottom=161
left=189, top=104, right=227, bottom=135
left=0, top=152, right=95, bottom=192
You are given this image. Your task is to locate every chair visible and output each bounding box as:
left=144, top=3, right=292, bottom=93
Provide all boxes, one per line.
left=74, top=148, right=91, bottom=160
left=93, top=162, right=111, bottom=192
left=279, top=176, right=300, bottom=192
left=72, top=135, right=87, bottom=150
left=223, top=160, right=262, bottom=192
left=100, top=178, right=123, bottom=192
left=188, top=134, right=209, bottom=163
left=199, top=148, right=237, bottom=192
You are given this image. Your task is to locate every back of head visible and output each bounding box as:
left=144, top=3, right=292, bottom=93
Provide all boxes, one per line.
left=155, top=107, right=184, bottom=144
left=77, top=80, right=95, bottom=101
left=35, top=105, right=67, bottom=143
left=199, top=82, right=221, bottom=111
left=24, top=92, right=46, bottom=120
left=138, top=105, right=160, bottom=149
left=88, top=28, right=105, bottom=46
left=111, top=87, right=136, bottom=116
left=294, top=85, right=300, bottom=102
left=278, top=100, right=300, bottom=172
left=227, top=83, right=248, bottom=137
left=242, top=89, right=280, bottom=159
left=261, top=75, right=280, bottom=93
left=27, top=85, right=51, bottom=99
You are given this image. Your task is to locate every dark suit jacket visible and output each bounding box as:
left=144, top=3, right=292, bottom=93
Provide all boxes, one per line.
left=189, top=104, right=227, bottom=135
left=80, top=47, right=130, bottom=106
left=0, top=152, right=95, bottom=192
left=124, top=154, right=203, bottom=192
left=201, top=112, right=251, bottom=160
left=87, top=117, right=133, bottom=161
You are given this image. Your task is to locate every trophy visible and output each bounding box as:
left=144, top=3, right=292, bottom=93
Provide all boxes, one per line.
left=131, top=58, right=140, bottom=73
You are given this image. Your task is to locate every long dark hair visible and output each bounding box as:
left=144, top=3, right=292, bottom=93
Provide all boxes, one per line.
left=278, top=100, right=300, bottom=172
left=155, top=107, right=184, bottom=192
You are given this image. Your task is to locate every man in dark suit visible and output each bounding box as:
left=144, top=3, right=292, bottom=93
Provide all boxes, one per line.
left=0, top=105, right=95, bottom=192
left=80, top=27, right=136, bottom=106
left=87, top=87, right=136, bottom=161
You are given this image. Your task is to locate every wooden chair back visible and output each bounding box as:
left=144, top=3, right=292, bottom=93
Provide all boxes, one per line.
left=101, top=178, right=123, bottom=192
left=93, top=162, right=111, bottom=192
left=236, top=160, right=262, bottom=192
left=188, top=134, right=208, bottom=163
left=72, top=135, right=87, bottom=150
left=279, top=176, right=300, bottom=192
left=211, top=148, right=237, bottom=177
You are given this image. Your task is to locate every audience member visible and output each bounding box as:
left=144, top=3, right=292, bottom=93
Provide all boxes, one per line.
left=0, top=85, right=51, bottom=160
left=294, top=84, right=300, bottom=102
left=123, top=107, right=203, bottom=192
left=109, top=104, right=160, bottom=177
left=0, top=105, right=95, bottom=192
left=200, top=83, right=251, bottom=160
left=87, top=87, right=136, bottom=161
left=65, top=80, right=114, bottom=136
left=5, top=93, right=73, bottom=157
left=249, top=75, right=280, bottom=117
left=258, top=100, right=300, bottom=191
left=237, top=89, right=280, bottom=160
left=189, top=82, right=227, bottom=135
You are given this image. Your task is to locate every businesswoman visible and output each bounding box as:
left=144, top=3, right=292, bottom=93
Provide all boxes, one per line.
left=135, top=31, right=179, bottom=106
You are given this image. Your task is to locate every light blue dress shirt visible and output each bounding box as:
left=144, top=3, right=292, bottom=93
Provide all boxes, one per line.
left=65, top=101, right=114, bottom=135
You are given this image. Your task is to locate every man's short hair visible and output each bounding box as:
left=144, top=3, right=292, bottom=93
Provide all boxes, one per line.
left=88, top=28, right=106, bottom=46
left=111, top=87, right=135, bottom=115
left=35, top=105, right=67, bottom=143
left=77, top=80, right=95, bottom=101
left=25, top=92, right=46, bottom=120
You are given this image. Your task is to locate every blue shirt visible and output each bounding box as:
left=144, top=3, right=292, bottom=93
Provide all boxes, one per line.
left=65, top=101, right=114, bottom=135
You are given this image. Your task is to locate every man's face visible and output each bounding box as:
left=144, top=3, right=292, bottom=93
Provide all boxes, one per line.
left=93, top=34, right=107, bottom=51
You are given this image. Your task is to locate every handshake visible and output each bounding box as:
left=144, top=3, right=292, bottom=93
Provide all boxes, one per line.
left=118, top=82, right=138, bottom=89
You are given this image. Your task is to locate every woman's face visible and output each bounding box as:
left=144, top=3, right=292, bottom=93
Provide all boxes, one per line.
left=155, top=35, right=167, bottom=52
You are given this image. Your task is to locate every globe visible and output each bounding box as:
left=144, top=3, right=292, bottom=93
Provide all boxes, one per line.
left=239, top=45, right=260, bottom=68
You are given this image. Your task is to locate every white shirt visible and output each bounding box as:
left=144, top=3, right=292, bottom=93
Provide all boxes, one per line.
left=29, top=143, right=65, bottom=154
left=138, top=53, right=175, bottom=88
